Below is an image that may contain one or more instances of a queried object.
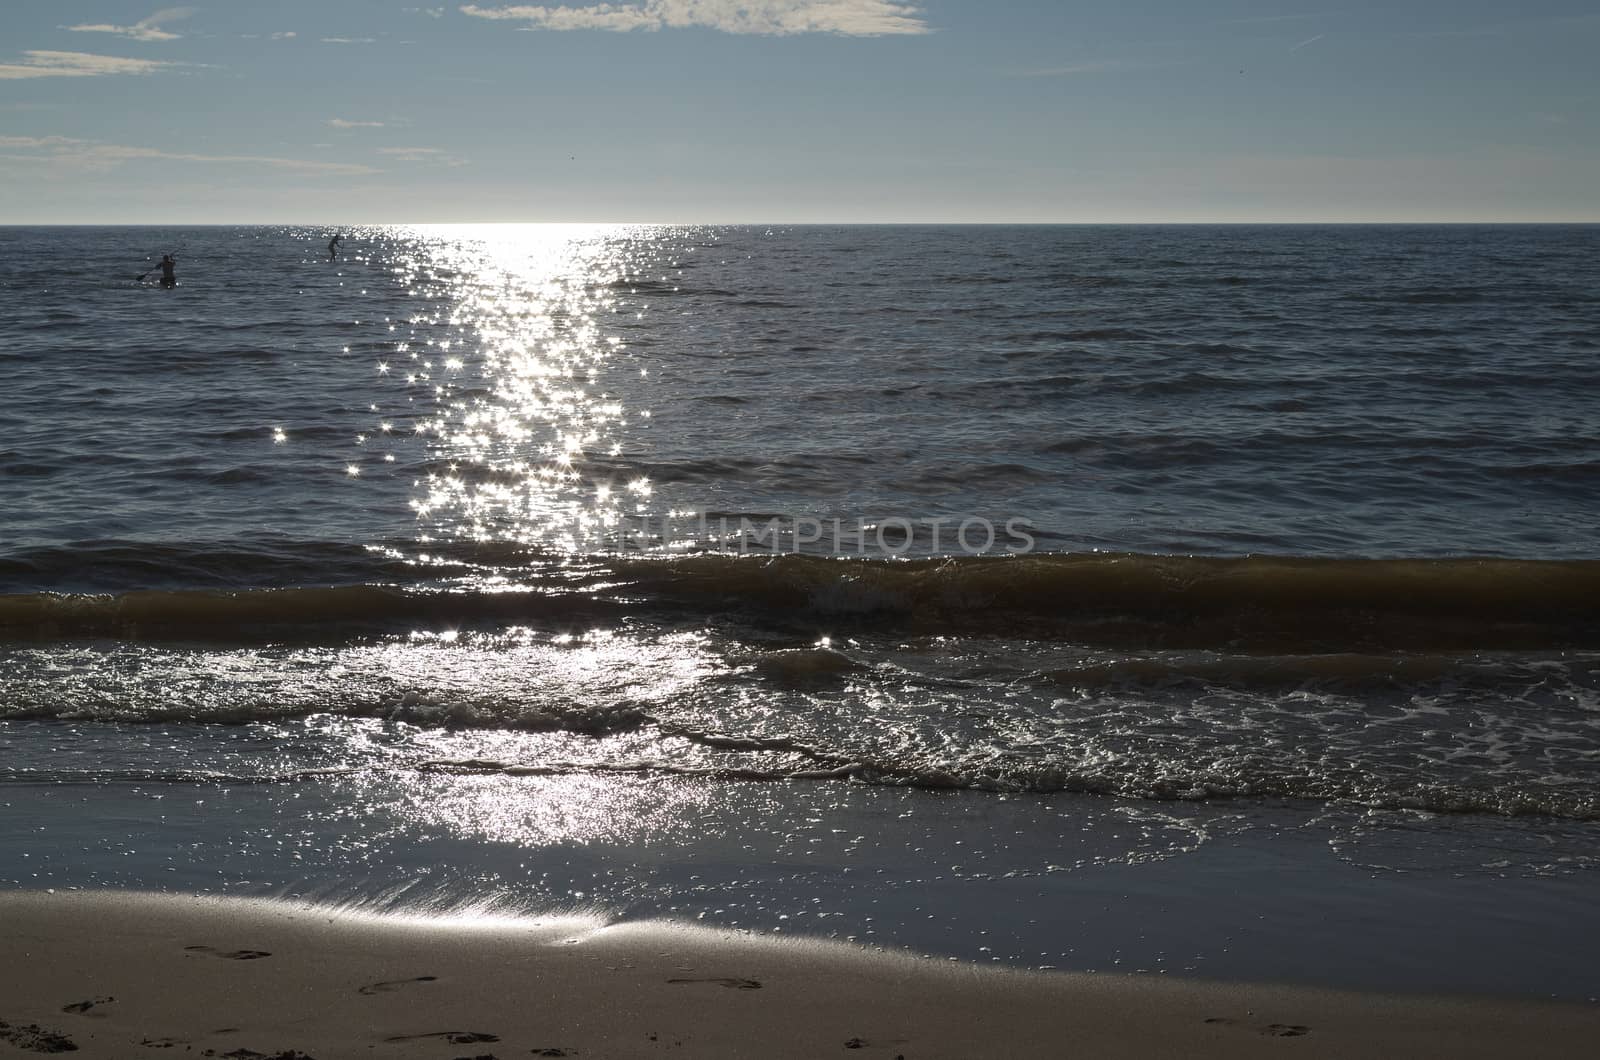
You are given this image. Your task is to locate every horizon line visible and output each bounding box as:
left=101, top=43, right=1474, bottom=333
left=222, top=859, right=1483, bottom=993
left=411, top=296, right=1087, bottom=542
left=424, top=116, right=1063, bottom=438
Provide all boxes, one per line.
left=3, top=219, right=1599, bottom=227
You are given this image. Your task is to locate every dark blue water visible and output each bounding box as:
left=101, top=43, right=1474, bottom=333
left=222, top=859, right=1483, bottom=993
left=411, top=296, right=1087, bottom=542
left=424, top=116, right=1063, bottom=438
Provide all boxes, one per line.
left=2, top=226, right=1599, bottom=977
left=2, top=224, right=1597, bottom=568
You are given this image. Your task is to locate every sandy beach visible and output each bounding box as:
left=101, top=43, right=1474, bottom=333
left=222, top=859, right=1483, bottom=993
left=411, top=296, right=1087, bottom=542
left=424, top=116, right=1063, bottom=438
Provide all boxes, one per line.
left=2, top=890, right=1596, bottom=1059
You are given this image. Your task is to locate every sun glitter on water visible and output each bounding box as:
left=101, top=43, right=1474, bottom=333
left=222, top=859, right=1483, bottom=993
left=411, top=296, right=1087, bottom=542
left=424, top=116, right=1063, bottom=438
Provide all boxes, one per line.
left=354, top=223, right=677, bottom=552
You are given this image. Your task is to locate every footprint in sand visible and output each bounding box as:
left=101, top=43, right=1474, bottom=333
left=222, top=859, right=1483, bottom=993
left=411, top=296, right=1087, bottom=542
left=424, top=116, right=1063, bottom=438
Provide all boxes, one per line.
left=666, top=977, right=762, bottom=990
left=358, top=975, right=438, bottom=996
left=61, top=996, right=114, bottom=1014
left=185, top=945, right=272, bottom=961
left=0, top=1019, right=80, bottom=1054
left=140, top=1037, right=189, bottom=1049
left=843, top=1038, right=907, bottom=1054
left=532, top=1050, right=575, bottom=1057
left=1204, top=1017, right=1311, bottom=1038
left=382, top=1031, right=500, bottom=1045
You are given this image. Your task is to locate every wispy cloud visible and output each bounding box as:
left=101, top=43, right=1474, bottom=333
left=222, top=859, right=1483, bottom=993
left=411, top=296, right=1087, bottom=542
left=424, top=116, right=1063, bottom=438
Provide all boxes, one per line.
left=64, top=7, right=195, bottom=43
left=0, top=50, right=178, bottom=79
left=459, top=1, right=931, bottom=37
left=321, top=37, right=379, bottom=44
left=270, top=31, right=298, bottom=40
left=1289, top=34, right=1325, bottom=52
left=328, top=118, right=387, bottom=128
left=98, top=146, right=374, bottom=174
left=0, top=135, right=89, bottom=148
left=378, top=146, right=469, bottom=166
left=0, top=135, right=378, bottom=175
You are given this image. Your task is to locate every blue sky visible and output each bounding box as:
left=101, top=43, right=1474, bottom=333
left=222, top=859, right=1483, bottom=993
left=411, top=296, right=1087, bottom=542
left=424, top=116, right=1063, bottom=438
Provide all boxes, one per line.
left=1, top=1, right=1595, bottom=222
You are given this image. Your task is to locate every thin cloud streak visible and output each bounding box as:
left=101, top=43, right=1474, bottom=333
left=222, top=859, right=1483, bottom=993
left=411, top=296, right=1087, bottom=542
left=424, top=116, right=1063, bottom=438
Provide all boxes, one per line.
left=328, top=119, right=387, bottom=128
left=1289, top=34, right=1325, bottom=52
left=64, top=8, right=195, bottom=43
left=0, top=136, right=377, bottom=175
left=0, top=50, right=178, bottom=79
left=377, top=146, right=470, bottom=166
left=0, top=135, right=88, bottom=148
left=459, top=1, right=931, bottom=37
left=90, top=147, right=374, bottom=175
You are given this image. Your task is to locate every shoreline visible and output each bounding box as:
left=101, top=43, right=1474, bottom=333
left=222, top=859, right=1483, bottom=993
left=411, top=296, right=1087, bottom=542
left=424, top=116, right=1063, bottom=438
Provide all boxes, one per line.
left=4, top=890, right=1598, bottom=1059
left=10, top=756, right=1600, bottom=1000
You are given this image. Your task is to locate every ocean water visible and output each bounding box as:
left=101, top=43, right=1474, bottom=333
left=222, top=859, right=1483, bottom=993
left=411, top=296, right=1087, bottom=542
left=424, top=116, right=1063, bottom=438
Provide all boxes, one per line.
left=3, top=224, right=1599, bottom=994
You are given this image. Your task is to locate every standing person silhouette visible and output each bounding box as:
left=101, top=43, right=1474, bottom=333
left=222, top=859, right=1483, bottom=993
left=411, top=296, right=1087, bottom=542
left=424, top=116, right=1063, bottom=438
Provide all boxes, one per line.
left=328, top=232, right=343, bottom=261
left=138, top=254, right=177, bottom=286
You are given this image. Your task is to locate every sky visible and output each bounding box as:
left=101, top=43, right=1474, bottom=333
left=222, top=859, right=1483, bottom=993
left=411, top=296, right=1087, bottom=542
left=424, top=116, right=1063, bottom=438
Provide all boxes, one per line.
left=0, top=1, right=1596, bottom=223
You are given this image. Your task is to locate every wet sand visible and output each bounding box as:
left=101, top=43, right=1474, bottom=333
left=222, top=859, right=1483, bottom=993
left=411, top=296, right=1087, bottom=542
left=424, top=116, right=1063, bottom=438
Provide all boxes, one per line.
left=3, top=890, right=1597, bottom=1059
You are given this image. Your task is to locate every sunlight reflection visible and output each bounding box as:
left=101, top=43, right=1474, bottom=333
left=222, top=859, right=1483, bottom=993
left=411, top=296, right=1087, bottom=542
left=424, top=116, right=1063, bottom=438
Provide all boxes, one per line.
left=358, top=223, right=677, bottom=552
left=355, top=626, right=721, bottom=730
left=398, top=772, right=719, bottom=848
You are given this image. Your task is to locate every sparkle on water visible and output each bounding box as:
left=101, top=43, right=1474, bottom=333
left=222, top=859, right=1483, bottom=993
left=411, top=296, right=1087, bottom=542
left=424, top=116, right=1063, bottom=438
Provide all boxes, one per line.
left=341, top=224, right=670, bottom=552
left=273, top=224, right=729, bottom=848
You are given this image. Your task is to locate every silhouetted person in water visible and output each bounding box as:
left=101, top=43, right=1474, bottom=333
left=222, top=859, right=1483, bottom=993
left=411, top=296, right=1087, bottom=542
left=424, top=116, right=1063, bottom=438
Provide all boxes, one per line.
left=158, top=254, right=177, bottom=288
left=328, top=233, right=343, bottom=261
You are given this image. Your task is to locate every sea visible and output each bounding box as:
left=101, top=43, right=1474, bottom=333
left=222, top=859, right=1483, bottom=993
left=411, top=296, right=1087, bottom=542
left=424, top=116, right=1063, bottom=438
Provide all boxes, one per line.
left=3, top=224, right=1598, bottom=998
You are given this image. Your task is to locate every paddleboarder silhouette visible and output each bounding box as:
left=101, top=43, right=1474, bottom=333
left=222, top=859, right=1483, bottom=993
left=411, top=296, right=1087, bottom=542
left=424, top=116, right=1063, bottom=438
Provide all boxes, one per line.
left=136, top=253, right=178, bottom=287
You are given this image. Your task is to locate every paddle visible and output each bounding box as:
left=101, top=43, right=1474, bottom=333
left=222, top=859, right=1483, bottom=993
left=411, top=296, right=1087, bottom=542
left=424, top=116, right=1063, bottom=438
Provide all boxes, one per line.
left=137, top=251, right=178, bottom=282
